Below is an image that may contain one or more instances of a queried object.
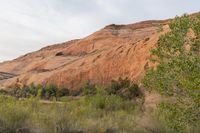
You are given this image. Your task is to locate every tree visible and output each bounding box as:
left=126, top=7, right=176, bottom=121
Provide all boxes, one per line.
left=44, top=84, right=58, bottom=100
left=142, top=13, right=200, bottom=132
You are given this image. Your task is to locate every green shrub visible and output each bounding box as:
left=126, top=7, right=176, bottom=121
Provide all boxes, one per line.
left=0, top=96, right=31, bottom=133
left=155, top=101, right=200, bottom=133
left=57, top=88, right=69, bottom=97
left=109, top=80, right=120, bottom=94
left=0, top=89, right=7, bottom=95
left=43, top=84, right=57, bottom=100
left=0, top=89, right=145, bottom=133
left=82, top=81, right=97, bottom=96
left=108, top=78, right=142, bottom=100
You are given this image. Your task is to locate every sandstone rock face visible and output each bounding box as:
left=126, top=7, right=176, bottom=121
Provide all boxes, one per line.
left=0, top=20, right=169, bottom=89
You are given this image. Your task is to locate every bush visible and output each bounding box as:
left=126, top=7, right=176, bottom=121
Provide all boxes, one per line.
left=43, top=84, right=57, bottom=100
left=154, top=101, right=200, bottom=133
left=57, top=88, right=69, bottom=97
left=0, top=93, right=144, bottom=133
left=108, top=78, right=142, bottom=100
left=0, top=89, right=7, bottom=95
left=0, top=96, right=31, bottom=133
left=82, top=81, right=96, bottom=96
left=5, top=84, right=71, bottom=101
left=128, top=84, right=142, bottom=98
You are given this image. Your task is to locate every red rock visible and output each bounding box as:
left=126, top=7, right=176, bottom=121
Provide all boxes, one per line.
left=0, top=19, right=170, bottom=89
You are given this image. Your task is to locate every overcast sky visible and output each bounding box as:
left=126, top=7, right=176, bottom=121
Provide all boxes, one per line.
left=0, top=0, right=200, bottom=62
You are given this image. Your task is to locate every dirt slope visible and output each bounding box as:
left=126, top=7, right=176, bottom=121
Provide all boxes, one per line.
left=0, top=20, right=170, bottom=89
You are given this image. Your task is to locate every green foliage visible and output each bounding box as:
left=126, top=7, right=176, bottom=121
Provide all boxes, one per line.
left=57, top=87, right=69, bottom=97
left=108, top=78, right=143, bottom=100
left=142, top=13, right=200, bottom=132
left=151, top=15, right=190, bottom=62
left=86, top=92, right=124, bottom=110
left=0, top=96, right=32, bottom=133
left=143, top=14, right=200, bottom=101
left=156, top=102, right=200, bottom=133
left=44, top=84, right=57, bottom=100
left=128, top=84, right=142, bottom=98
left=0, top=92, right=144, bottom=133
left=5, top=84, right=71, bottom=101
left=82, top=81, right=97, bottom=95
left=5, top=78, right=141, bottom=102
left=0, top=78, right=146, bottom=132
left=0, top=89, right=7, bottom=95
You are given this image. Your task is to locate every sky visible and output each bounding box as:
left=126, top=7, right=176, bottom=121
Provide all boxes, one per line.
left=0, top=0, right=200, bottom=62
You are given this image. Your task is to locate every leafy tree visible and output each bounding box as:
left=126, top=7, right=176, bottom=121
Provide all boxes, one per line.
left=142, top=13, right=200, bottom=132
left=44, top=84, right=58, bottom=100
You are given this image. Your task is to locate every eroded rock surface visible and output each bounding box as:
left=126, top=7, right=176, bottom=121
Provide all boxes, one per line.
left=0, top=20, right=170, bottom=89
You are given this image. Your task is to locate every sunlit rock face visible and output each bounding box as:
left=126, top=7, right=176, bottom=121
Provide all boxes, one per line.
left=0, top=19, right=169, bottom=89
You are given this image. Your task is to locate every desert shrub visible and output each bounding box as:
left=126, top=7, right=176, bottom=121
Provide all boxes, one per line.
left=5, top=84, right=71, bottom=101
left=82, top=81, right=97, bottom=96
left=68, top=89, right=82, bottom=96
left=43, top=84, right=58, bottom=100
left=0, top=89, right=7, bottom=95
left=0, top=95, right=81, bottom=133
left=109, top=80, right=120, bottom=94
left=108, top=78, right=143, bottom=100
left=84, top=87, right=143, bottom=112
left=9, top=88, right=25, bottom=98
left=6, top=83, right=40, bottom=99
left=35, top=84, right=70, bottom=100
left=128, top=84, right=142, bottom=97
left=28, top=83, right=40, bottom=97
left=86, top=93, right=123, bottom=110
left=57, top=88, right=69, bottom=97
left=109, top=77, right=130, bottom=94
left=0, top=90, right=145, bottom=133
left=0, top=96, right=32, bottom=133
left=120, top=84, right=142, bottom=100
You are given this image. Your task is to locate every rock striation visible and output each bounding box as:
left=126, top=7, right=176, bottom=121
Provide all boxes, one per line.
left=0, top=19, right=170, bottom=89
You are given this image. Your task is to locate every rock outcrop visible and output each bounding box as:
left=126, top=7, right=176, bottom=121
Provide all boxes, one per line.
left=0, top=19, right=170, bottom=89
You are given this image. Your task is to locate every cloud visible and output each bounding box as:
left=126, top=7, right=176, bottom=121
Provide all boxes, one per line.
left=0, top=0, right=200, bottom=62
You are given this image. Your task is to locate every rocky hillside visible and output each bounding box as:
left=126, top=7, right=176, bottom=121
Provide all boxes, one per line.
left=0, top=19, right=170, bottom=89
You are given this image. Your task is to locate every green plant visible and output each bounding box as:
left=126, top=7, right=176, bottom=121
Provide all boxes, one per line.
left=0, top=89, right=7, bottom=95
left=82, top=81, right=96, bottom=96
left=43, top=84, right=58, bottom=100
left=0, top=96, right=31, bottom=133
left=57, top=88, right=69, bottom=98
left=142, top=13, right=200, bottom=132
left=108, top=78, right=142, bottom=100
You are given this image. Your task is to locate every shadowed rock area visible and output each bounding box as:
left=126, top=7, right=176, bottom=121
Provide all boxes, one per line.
left=0, top=72, right=17, bottom=80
